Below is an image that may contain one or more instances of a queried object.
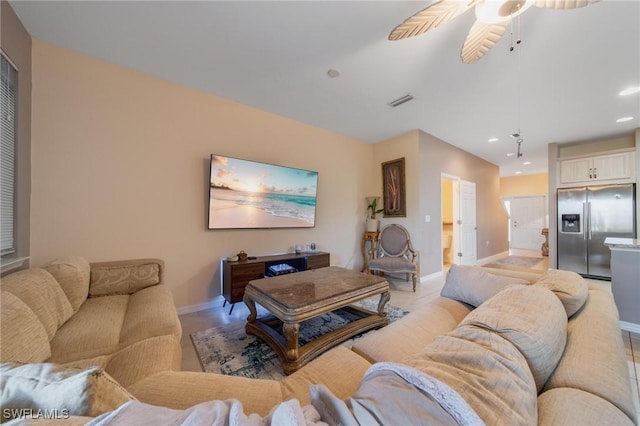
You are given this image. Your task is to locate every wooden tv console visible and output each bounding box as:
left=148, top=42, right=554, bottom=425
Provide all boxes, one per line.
left=222, top=251, right=330, bottom=313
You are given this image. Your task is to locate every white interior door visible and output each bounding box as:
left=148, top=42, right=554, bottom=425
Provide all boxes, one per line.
left=459, top=180, right=477, bottom=265
left=508, top=196, right=546, bottom=250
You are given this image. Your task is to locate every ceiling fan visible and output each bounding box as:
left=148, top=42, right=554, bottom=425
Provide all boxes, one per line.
left=389, top=0, right=598, bottom=64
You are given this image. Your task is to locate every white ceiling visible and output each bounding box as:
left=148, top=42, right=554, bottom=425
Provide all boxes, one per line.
left=9, top=0, right=640, bottom=176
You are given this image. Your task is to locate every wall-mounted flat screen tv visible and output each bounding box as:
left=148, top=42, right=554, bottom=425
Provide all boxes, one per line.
left=208, top=154, right=318, bottom=229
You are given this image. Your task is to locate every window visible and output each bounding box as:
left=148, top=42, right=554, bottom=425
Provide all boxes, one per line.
left=1, top=52, right=17, bottom=257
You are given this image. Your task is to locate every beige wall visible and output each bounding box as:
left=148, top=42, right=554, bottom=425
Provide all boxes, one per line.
left=30, top=40, right=374, bottom=309
left=0, top=1, right=32, bottom=272
left=371, top=131, right=424, bottom=273
left=500, top=173, right=549, bottom=198
left=370, top=130, right=508, bottom=277
left=23, top=34, right=513, bottom=305
left=418, top=131, right=509, bottom=274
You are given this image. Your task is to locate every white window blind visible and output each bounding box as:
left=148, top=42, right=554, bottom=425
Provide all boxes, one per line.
left=1, top=53, right=17, bottom=256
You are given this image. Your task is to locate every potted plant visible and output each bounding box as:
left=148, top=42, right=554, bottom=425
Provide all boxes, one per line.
left=366, top=197, right=384, bottom=232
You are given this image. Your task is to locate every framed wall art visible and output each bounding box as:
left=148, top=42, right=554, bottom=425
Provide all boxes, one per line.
left=381, top=157, right=406, bottom=217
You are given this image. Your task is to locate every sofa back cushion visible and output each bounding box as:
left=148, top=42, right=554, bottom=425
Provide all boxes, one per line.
left=543, top=286, right=637, bottom=422
left=1, top=269, right=73, bottom=340
left=0, top=291, right=51, bottom=363
left=533, top=268, right=588, bottom=318
left=461, top=285, right=567, bottom=393
left=441, top=264, right=529, bottom=308
left=44, top=256, right=91, bottom=312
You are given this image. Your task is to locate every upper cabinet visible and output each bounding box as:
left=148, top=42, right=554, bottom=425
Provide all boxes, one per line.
left=558, top=150, right=636, bottom=187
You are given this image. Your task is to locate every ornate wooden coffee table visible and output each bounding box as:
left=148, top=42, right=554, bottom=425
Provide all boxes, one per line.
left=243, top=266, right=390, bottom=375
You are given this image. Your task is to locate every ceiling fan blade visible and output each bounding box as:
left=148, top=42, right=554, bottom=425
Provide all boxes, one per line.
left=534, top=0, right=599, bottom=9
left=389, top=0, right=478, bottom=41
left=460, top=20, right=509, bottom=64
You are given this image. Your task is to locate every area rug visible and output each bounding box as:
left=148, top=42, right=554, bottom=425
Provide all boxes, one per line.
left=190, top=299, right=408, bottom=380
left=486, top=255, right=543, bottom=269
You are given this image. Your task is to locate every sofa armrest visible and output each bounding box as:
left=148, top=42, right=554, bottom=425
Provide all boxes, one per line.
left=89, top=259, right=165, bottom=296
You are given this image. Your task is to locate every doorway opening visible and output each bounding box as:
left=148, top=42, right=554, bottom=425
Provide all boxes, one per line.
left=441, top=177, right=456, bottom=271
left=442, top=175, right=478, bottom=273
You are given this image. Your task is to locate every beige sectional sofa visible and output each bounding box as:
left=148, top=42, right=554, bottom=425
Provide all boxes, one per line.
left=1, top=258, right=636, bottom=425
left=1, top=257, right=182, bottom=390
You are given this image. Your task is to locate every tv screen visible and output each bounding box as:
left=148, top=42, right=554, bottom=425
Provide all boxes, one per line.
left=208, top=154, right=318, bottom=229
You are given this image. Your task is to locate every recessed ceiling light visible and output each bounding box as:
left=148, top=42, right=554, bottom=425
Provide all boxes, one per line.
left=506, top=153, right=515, bottom=157
left=523, top=161, right=532, bottom=165
left=619, top=86, right=640, bottom=96
left=488, top=137, right=499, bottom=143
left=616, top=116, right=634, bottom=123
left=515, top=171, right=522, bottom=175
left=326, top=68, right=341, bottom=78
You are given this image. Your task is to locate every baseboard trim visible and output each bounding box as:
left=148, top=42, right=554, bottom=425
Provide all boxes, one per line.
left=176, top=296, right=225, bottom=315
left=421, top=271, right=443, bottom=282
left=620, top=321, right=640, bottom=334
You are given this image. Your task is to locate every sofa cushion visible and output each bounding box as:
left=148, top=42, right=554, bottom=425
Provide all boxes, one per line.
left=105, top=335, right=182, bottom=388
left=281, top=346, right=371, bottom=406
left=44, top=256, right=91, bottom=312
left=0, top=362, right=134, bottom=422
left=533, top=268, right=588, bottom=317
left=0, top=291, right=51, bottom=363
left=351, top=297, right=471, bottom=363
left=1, top=268, right=74, bottom=340
left=538, top=388, right=635, bottom=426
left=118, top=285, right=182, bottom=346
left=127, top=371, right=284, bottom=418
left=90, top=261, right=161, bottom=296
left=440, top=264, right=529, bottom=307
left=461, top=285, right=567, bottom=393
left=49, top=295, right=129, bottom=364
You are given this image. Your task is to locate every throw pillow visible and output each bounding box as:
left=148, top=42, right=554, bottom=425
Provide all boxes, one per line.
left=0, top=362, right=135, bottom=422
left=440, top=264, right=529, bottom=307
left=534, top=269, right=589, bottom=318
left=90, top=262, right=161, bottom=296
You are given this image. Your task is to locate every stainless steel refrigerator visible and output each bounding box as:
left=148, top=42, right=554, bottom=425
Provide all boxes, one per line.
left=557, top=184, right=636, bottom=279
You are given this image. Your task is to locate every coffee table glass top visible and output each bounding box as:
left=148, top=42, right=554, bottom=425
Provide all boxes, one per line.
left=248, top=266, right=387, bottom=309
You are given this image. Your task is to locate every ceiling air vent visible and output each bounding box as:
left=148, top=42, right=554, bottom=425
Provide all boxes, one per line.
left=388, top=94, right=414, bottom=108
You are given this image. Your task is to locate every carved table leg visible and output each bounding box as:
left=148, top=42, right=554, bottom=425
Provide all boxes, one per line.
left=283, top=322, right=300, bottom=361
left=243, top=294, right=257, bottom=324
left=377, top=291, right=390, bottom=316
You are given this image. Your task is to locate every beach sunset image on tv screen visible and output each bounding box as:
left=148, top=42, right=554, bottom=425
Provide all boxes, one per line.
left=208, top=155, right=318, bottom=229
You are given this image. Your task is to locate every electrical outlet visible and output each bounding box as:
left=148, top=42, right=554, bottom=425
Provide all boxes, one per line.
left=486, top=241, right=490, bottom=247
left=425, top=215, right=431, bottom=223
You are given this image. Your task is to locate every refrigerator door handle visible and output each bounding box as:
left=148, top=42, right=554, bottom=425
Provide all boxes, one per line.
left=582, top=202, right=588, bottom=241
left=587, top=202, right=592, bottom=240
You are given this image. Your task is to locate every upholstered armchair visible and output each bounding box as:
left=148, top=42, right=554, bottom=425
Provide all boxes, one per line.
left=367, top=224, right=420, bottom=292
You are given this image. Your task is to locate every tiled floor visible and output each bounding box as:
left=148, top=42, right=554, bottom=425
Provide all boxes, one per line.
left=179, top=255, right=640, bottom=420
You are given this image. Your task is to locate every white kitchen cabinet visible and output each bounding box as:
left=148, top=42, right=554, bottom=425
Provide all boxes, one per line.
left=558, top=151, right=635, bottom=187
